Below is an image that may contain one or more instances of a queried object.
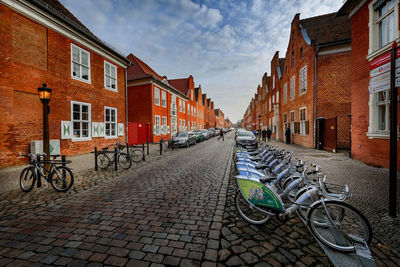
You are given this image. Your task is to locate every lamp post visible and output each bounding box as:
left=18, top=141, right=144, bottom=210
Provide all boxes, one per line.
left=38, top=83, right=52, bottom=162
left=258, top=115, right=261, bottom=141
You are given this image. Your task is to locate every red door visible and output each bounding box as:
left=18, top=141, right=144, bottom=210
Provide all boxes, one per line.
left=128, top=122, right=149, bottom=145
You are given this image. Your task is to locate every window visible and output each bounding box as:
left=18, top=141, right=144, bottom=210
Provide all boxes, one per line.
left=269, top=98, right=271, bottom=111
left=183, top=120, right=186, bottom=130
left=290, top=76, right=295, bottom=100
left=300, top=66, right=307, bottom=95
left=162, top=116, right=167, bottom=134
left=273, top=76, right=275, bottom=89
left=171, top=117, right=177, bottom=134
left=187, top=103, right=190, bottom=115
left=368, top=90, right=392, bottom=136
left=155, top=116, right=161, bottom=135
left=291, top=51, right=294, bottom=68
left=276, top=91, right=279, bottom=104
left=71, top=101, right=91, bottom=140
left=104, top=61, right=117, bottom=91
left=161, top=91, right=166, bottom=107
left=105, top=107, right=117, bottom=138
left=300, top=47, right=303, bottom=59
left=283, top=113, right=287, bottom=125
left=71, top=44, right=90, bottom=83
left=299, top=108, right=306, bottom=135
left=290, top=111, right=295, bottom=134
left=182, top=101, right=185, bottom=113
left=179, top=119, right=182, bottom=130
left=154, top=87, right=160, bottom=106
left=179, top=99, right=182, bottom=112
left=369, top=0, right=398, bottom=55
left=283, top=83, right=287, bottom=104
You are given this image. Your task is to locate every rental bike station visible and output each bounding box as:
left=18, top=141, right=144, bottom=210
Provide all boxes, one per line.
left=233, top=143, right=377, bottom=266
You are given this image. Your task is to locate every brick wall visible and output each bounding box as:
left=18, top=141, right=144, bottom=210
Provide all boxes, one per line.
left=0, top=5, right=126, bottom=168
left=350, top=2, right=400, bottom=169
left=316, top=52, right=351, bottom=149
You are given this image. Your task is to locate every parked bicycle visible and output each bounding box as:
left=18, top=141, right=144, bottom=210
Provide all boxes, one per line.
left=125, top=144, right=144, bottom=163
left=97, top=142, right=132, bottom=170
left=19, top=153, right=74, bottom=192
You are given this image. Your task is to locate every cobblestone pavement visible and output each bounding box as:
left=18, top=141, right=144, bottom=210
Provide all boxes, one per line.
left=0, top=134, right=232, bottom=266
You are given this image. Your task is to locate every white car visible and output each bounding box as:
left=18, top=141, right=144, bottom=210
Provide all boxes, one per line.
left=236, top=131, right=257, bottom=146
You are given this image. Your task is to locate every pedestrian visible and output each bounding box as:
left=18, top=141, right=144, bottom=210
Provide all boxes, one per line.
left=266, top=128, right=272, bottom=142
left=218, top=129, right=224, bottom=141
left=285, top=127, right=291, bottom=144
left=262, top=129, right=267, bottom=142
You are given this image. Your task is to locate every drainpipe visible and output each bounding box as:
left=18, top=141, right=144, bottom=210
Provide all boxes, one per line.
left=314, top=45, right=319, bottom=149
left=125, top=67, right=129, bottom=144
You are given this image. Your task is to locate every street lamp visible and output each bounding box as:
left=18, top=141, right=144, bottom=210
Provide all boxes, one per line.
left=38, top=83, right=52, bottom=162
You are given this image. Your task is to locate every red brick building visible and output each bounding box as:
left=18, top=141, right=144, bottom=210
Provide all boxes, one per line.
left=195, top=86, right=204, bottom=129
left=338, top=0, right=400, bottom=169
left=0, top=0, right=130, bottom=168
left=126, top=54, right=188, bottom=143
left=215, top=109, right=225, bottom=128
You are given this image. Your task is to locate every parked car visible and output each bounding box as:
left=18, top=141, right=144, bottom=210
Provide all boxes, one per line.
left=200, top=129, right=210, bottom=140
left=208, top=128, right=216, bottom=137
left=194, top=131, right=204, bottom=142
left=236, top=130, right=257, bottom=147
left=215, top=129, right=221, bottom=135
left=170, top=132, right=196, bottom=147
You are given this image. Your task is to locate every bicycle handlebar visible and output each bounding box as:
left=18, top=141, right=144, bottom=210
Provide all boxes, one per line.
left=18, top=152, right=47, bottom=157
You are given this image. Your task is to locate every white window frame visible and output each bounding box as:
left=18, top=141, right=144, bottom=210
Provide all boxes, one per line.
left=162, top=116, right=168, bottom=134
left=276, top=91, right=279, bottom=104
left=155, top=115, right=161, bottom=135
left=273, top=75, right=275, bottom=89
left=290, top=110, right=295, bottom=134
left=299, top=107, right=306, bottom=135
left=104, top=61, right=117, bottom=92
left=269, top=98, right=271, bottom=111
left=161, top=91, right=167, bottom=108
left=299, top=66, right=307, bottom=95
left=104, top=106, right=118, bottom=139
left=367, top=89, right=396, bottom=138
left=283, top=83, right=287, bottom=104
left=368, top=0, right=399, bottom=59
left=71, top=100, right=91, bottom=141
left=290, top=76, right=295, bottom=100
left=71, top=43, right=91, bottom=84
left=154, top=87, right=160, bottom=106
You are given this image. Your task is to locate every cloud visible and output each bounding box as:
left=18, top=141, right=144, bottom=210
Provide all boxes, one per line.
left=60, top=0, right=343, bottom=123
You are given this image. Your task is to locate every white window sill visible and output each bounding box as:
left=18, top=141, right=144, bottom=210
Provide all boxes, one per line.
left=105, top=87, right=118, bottom=92
left=71, top=137, right=92, bottom=142
left=367, top=38, right=400, bottom=61
left=366, top=132, right=400, bottom=139
left=105, top=136, right=118, bottom=139
left=72, top=76, right=91, bottom=84
left=299, top=91, right=307, bottom=96
left=290, top=98, right=295, bottom=101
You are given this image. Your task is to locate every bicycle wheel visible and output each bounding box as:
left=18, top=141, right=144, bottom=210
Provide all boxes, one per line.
left=235, top=189, right=271, bottom=225
left=50, top=166, right=74, bottom=192
left=307, top=200, right=372, bottom=252
left=118, top=153, right=132, bottom=170
left=19, top=167, right=36, bottom=192
left=129, top=149, right=144, bottom=163
left=97, top=153, right=110, bottom=169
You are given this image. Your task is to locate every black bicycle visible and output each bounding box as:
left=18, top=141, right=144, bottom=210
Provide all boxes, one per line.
left=19, top=153, right=74, bottom=192
left=97, top=143, right=132, bottom=170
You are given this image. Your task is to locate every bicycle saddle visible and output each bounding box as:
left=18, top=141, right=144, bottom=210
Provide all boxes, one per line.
left=259, top=176, right=275, bottom=183
left=255, top=164, right=268, bottom=170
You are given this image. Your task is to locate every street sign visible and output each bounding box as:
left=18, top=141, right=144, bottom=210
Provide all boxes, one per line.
left=369, top=51, right=400, bottom=94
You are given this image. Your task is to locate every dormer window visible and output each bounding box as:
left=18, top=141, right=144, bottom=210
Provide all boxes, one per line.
left=291, top=51, right=295, bottom=68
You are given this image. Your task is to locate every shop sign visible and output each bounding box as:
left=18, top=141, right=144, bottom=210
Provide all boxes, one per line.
left=369, top=50, right=400, bottom=94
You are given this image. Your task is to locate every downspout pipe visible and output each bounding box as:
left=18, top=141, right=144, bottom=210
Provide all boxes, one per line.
left=125, top=65, right=130, bottom=144
left=314, top=45, right=319, bottom=149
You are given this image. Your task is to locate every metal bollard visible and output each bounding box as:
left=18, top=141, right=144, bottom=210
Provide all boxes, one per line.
left=147, top=140, right=150, bottom=155
left=37, top=155, right=42, bottom=188
left=126, top=142, right=129, bottom=160
left=114, top=147, right=118, bottom=171
left=160, top=139, right=163, bottom=155
left=94, top=147, right=98, bottom=171
left=142, top=143, right=145, bottom=161
left=62, top=155, right=66, bottom=175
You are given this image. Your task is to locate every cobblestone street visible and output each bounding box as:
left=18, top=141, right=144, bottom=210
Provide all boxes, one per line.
left=0, top=133, right=399, bottom=266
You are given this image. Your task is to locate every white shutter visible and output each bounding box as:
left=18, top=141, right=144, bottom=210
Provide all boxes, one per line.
left=118, top=123, right=124, bottom=136
left=61, top=121, right=72, bottom=139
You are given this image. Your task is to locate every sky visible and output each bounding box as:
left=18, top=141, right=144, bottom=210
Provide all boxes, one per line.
left=60, top=0, right=344, bottom=123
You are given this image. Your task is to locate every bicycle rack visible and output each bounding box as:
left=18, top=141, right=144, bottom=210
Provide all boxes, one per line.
left=298, top=215, right=377, bottom=267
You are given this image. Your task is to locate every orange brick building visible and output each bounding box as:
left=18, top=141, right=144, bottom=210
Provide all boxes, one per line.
left=338, top=0, right=400, bottom=169
left=126, top=54, right=189, bottom=143
left=0, top=0, right=130, bottom=168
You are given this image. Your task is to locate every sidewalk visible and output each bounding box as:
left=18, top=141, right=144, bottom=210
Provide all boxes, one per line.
left=267, top=140, right=400, bottom=253
left=0, top=143, right=168, bottom=194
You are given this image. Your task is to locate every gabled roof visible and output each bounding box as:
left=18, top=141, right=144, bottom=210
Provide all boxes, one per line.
left=300, top=13, right=350, bottom=46
left=278, top=58, right=285, bottom=79
left=207, top=98, right=211, bottom=108
left=202, top=94, right=207, bottom=106
left=127, top=54, right=164, bottom=81
left=168, top=78, right=190, bottom=96
left=195, top=86, right=201, bottom=102
left=28, top=0, right=129, bottom=64
left=336, top=0, right=361, bottom=16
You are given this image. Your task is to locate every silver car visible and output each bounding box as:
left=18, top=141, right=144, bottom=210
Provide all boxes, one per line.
left=200, top=129, right=210, bottom=140
left=236, top=131, right=257, bottom=146
left=171, top=132, right=196, bottom=147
